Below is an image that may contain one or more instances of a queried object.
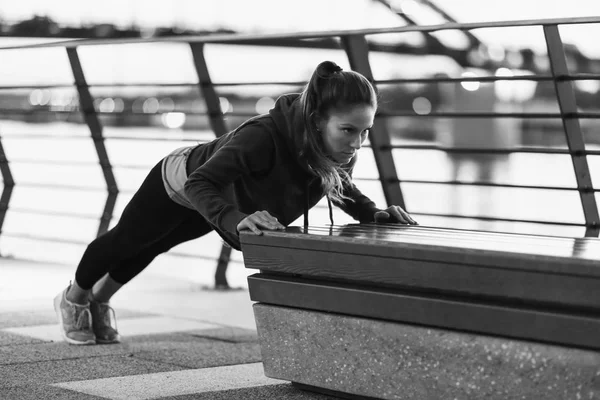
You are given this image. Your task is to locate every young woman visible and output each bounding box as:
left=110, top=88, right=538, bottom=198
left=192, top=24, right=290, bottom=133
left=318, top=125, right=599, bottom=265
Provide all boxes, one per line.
left=54, top=60, right=417, bottom=345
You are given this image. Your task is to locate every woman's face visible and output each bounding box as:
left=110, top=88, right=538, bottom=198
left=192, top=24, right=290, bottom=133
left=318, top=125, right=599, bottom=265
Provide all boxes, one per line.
left=318, top=103, right=376, bottom=165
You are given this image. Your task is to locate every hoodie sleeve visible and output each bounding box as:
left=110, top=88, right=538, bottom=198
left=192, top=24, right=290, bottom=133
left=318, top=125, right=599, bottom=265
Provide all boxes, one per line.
left=336, top=157, right=381, bottom=223
left=184, top=125, right=275, bottom=237
left=338, top=180, right=381, bottom=223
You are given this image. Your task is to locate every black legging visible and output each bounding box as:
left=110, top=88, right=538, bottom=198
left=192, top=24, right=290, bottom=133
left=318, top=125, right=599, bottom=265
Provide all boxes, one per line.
left=75, top=159, right=213, bottom=289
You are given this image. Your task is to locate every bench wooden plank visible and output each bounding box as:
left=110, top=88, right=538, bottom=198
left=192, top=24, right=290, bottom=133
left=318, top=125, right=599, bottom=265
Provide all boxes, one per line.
left=241, top=225, right=600, bottom=275
left=248, top=274, right=600, bottom=350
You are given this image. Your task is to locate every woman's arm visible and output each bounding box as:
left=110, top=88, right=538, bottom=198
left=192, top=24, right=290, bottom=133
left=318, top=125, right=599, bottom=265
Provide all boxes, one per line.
left=336, top=157, right=416, bottom=225
left=336, top=157, right=381, bottom=222
left=337, top=179, right=381, bottom=223
left=184, top=125, right=275, bottom=236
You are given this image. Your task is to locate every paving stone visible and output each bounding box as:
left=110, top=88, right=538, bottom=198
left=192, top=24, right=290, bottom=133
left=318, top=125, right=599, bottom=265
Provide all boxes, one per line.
left=128, top=333, right=262, bottom=369
left=0, top=384, right=107, bottom=400
left=0, top=331, right=45, bottom=347
left=0, top=310, right=59, bottom=329
left=0, top=340, right=132, bottom=365
left=0, top=355, right=184, bottom=388
left=184, top=326, right=258, bottom=343
left=164, top=383, right=338, bottom=399
left=254, top=304, right=600, bottom=400
left=52, top=362, right=282, bottom=400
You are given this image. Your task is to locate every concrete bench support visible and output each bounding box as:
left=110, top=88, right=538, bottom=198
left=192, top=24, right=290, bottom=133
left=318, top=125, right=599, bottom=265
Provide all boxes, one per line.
left=255, top=304, right=600, bottom=400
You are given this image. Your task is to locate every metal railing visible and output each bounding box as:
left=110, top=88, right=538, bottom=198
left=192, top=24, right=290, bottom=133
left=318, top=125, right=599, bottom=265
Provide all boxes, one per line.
left=1, top=16, right=599, bottom=283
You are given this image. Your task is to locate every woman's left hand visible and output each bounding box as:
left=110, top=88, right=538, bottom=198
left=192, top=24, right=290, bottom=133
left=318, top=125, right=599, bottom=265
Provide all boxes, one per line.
left=374, top=206, right=418, bottom=225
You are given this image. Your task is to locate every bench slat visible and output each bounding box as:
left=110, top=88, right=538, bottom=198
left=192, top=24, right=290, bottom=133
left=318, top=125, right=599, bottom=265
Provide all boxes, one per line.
left=241, top=225, right=600, bottom=276
left=248, top=274, right=600, bottom=350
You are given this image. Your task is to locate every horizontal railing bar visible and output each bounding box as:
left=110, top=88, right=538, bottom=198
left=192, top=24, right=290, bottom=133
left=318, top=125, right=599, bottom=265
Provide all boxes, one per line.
left=4, top=109, right=600, bottom=120
left=4, top=176, right=592, bottom=193
left=574, top=113, right=600, bottom=119
left=389, top=145, right=600, bottom=156
left=1, top=232, right=224, bottom=261
left=377, top=75, right=553, bottom=84
left=405, top=180, right=598, bottom=192
left=0, top=232, right=91, bottom=245
left=3, top=74, right=600, bottom=91
left=378, top=111, right=564, bottom=118
left=4, top=146, right=596, bottom=164
left=352, top=177, right=581, bottom=191
left=8, top=109, right=600, bottom=119
left=8, top=158, right=99, bottom=166
left=212, top=81, right=306, bottom=87
left=7, top=158, right=155, bottom=169
left=8, top=182, right=138, bottom=194
left=8, top=206, right=100, bottom=219
left=0, top=84, right=76, bottom=90
left=561, top=73, right=600, bottom=81
left=89, top=135, right=206, bottom=143
left=0, top=109, right=221, bottom=117
left=111, top=163, right=155, bottom=170
left=12, top=182, right=106, bottom=192
left=0, top=133, right=209, bottom=143
left=0, top=134, right=89, bottom=140
left=1, top=16, right=599, bottom=51
left=385, top=144, right=575, bottom=154
left=378, top=74, right=600, bottom=84
left=1, top=74, right=598, bottom=91
left=408, top=211, right=587, bottom=227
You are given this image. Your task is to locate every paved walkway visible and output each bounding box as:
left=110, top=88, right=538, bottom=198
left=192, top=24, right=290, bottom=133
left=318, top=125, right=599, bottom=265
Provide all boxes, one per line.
left=0, top=258, right=334, bottom=399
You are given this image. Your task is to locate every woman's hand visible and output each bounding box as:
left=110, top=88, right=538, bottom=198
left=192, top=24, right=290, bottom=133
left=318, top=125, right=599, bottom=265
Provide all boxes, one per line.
left=237, top=210, right=286, bottom=235
left=374, top=206, right=418, bottom=225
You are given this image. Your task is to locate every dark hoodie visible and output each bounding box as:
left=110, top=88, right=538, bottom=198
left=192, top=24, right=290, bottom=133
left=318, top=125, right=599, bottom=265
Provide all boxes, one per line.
left=183, top=93, right=381, bottom=250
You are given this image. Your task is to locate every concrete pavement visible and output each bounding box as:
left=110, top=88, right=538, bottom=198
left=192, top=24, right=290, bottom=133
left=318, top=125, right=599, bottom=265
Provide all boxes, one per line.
left=0, top=258, right=335, bottom=399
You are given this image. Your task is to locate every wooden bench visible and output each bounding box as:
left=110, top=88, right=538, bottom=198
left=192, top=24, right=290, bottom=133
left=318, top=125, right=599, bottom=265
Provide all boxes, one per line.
left=240, top=224, right=600, bottom=400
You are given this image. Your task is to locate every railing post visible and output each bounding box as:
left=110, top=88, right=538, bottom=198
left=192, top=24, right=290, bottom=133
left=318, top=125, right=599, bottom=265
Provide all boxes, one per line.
left=189, top=42, right=232, bottom=289
left=0, top=133, right=15, bottom=254
left=544, top=25, right=600, bottom=237
left=67, top=47, right=119, bottom=237
left=341, top=34, right=406, bottom=209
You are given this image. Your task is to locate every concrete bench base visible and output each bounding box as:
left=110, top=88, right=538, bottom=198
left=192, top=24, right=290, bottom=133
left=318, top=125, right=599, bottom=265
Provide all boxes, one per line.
left=254, top=304, right=600, bottom=400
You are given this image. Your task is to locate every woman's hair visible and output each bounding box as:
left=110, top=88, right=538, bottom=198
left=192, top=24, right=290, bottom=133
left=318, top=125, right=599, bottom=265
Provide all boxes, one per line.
left=299, top=60, right=378, bottom=204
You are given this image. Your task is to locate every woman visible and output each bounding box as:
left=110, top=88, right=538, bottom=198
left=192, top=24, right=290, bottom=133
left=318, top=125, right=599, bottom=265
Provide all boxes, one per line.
left=54, top=60, right=417, bottom=345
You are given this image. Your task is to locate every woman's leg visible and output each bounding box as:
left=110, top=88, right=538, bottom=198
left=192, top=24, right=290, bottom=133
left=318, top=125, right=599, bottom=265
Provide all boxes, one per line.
left=69, top=159, right=192, bottom=303
left=93, top=212, right=213, bottom=302
left=89, top=214, right=213, bottom=344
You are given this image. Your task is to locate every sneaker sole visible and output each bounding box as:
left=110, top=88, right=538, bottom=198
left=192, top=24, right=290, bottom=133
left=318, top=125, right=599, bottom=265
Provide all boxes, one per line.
left=96, top=337, right=121, bottom=345
left=53, top=292, right=96, bottom=346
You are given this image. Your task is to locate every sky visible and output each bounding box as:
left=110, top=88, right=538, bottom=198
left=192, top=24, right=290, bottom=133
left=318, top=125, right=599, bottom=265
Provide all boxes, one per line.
left=0, top=0, right=598, bottom=28
left=0, top=0, right=598, bottom=85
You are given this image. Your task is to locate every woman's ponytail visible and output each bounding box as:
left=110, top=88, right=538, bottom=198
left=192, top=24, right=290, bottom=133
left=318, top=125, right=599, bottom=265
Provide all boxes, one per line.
left=298, top=60, right=377, bottom=204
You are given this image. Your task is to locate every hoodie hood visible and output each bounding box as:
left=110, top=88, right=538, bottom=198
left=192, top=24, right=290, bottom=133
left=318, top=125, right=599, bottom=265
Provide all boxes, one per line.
left=268, top=93, right=315, bottom=176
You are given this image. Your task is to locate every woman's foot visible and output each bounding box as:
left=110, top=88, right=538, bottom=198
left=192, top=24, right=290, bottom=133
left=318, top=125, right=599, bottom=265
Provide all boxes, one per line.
left=89, top=298, right=121, bottom=344
left=53, top=285, right=96, bottom=345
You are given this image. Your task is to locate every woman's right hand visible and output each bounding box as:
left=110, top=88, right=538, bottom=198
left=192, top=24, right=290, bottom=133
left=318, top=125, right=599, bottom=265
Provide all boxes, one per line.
left=237, top=210, right=286, bottom=235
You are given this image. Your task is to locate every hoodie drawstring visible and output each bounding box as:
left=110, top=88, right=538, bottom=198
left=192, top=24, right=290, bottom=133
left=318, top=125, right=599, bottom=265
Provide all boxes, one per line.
left=304, top=181, right=309, bottom=231
left=327, top=195, right=334, bottom=226
left=303, top=181, right=335, bottom=231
